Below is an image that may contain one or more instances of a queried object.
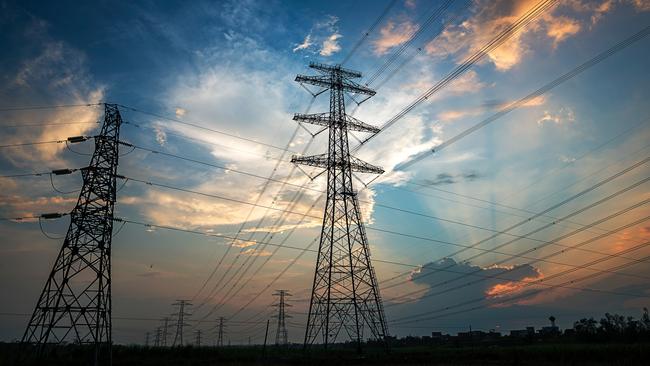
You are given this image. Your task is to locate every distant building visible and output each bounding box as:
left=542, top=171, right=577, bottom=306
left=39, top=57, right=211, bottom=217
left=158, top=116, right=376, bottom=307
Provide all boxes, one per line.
left=510, top=327, right=535, bottom=338
left=539, top=326, right=560, bottom=335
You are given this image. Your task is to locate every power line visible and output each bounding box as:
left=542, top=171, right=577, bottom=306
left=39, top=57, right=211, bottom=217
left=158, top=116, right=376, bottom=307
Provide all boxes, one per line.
left=391, top=242, right=650, bottom=325
left=116, top=174, right=321, bottom=220
left=110, top=160, right=650, bottom=281
left=62, top=215, right=647, bottom=314
left=359, top=0, right=558, bottom=146
left=340, top=0, right=398, bottom=65
left=188, top=126, right=308, bottom=308
left=364, top=0, right=459, bottom=86
left=397, top=24, right=650, bottom=170
left=122, top=120, right=290, bottom=163
left=0, top=121, right=100, bottom=128
left=0, top=103, right=102, bottom=112
left=384, top=202, right=650, bottom=305
left=116, top=103, right=299, bottom=154
left=110, top=144, right=629, bottom=253
left=0, top=139, right=65, bottom=148
left=376, top=161, right=649, bottom=296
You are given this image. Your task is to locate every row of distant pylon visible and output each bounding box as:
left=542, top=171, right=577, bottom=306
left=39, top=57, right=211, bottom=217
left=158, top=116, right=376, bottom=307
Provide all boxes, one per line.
left=144, top=290, right=291, bottom=347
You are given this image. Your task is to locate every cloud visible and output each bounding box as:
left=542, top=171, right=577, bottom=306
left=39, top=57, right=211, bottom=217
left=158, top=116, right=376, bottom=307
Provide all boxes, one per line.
left=293, top=34, right=313, bottom=52
left=372, top=20, right=419, bottom=55
left=631, top=0, right=650, bottom=11
left=292, top=15, right=342, bottom=57
left=537, top=107, right=575, bottom=125
left=1, top=27, right=104, bottom=167
left=404, top=258, right=543, bottom=305
left=424, top=0, right=620, bottom=71
left=545, top=15, right=581, bottom=46
left=0, top=192, right=77, bottom=219
left=154, top=125, right=167, bottom=146
left=420, top=171, right=482, bottom=186
left=320, top=33, right=342, bottom=56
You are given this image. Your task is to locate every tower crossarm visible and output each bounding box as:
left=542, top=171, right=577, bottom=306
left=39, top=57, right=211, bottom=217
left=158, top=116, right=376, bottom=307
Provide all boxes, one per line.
left=308, top=62, right=362, bottom=78
left=293, top=113, right=380, bottom=133
left=295, top=75, right=376, bottom=96
left=291, top=154, right=384, bottom=174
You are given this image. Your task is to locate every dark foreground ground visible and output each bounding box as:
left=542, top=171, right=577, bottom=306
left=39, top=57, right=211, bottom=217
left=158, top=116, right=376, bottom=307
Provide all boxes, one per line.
left=1, top=342, right=648, bottom=366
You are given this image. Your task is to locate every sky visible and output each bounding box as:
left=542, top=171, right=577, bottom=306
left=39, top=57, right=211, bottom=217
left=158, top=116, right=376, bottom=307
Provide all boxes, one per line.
left=0, top=0, right=649, bottom=345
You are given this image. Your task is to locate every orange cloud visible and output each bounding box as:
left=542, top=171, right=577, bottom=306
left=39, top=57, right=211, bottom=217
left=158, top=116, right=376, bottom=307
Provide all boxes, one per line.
left=486, top=274, right=545, bottom=298
left=373, top=20, right=419, bottom=55
left=424, top=0, right=624, bottom=71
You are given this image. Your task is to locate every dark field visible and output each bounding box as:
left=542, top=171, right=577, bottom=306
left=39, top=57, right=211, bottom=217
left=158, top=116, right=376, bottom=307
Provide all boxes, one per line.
left=1, top=342, right=648, bottom=366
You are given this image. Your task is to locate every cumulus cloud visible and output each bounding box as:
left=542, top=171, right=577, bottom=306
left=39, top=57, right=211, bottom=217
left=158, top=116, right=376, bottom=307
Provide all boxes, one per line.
left=320, top=33, right=342, bottom=56
left=537, top=107, right=575, bottom=125
left=373, top=20, right=419, bottom=55
left=389, top=258, right=543, bottom=311
left=1, top=31, right=104, bottom=167
left=293, top=34, right=313, bottom=52
left=292, top=15, right=342, bottom=57
left=420, top=171, right=482, bottom=186
left=424, top=0, right=623, bottom=71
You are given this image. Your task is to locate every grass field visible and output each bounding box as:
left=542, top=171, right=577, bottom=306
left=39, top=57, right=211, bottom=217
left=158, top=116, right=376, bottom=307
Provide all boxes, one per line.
left=1, top=342, right=648, bottom=365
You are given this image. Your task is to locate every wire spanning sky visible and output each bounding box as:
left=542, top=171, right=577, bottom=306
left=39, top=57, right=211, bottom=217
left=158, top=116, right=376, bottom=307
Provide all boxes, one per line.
left=1, top=0, right=649, bottom=345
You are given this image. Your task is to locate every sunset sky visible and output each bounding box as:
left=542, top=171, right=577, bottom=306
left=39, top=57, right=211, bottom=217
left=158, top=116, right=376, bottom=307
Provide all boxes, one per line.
left=1, top=0, right=649, bottom=345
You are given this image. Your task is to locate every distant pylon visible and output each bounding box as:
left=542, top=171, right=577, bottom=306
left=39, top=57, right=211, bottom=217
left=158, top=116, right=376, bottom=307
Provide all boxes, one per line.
left=194, top=329, right=202, bottom=347
left=22, top=103, right=123, bottom=363
left=273, top=290, right=291, bottom=346
left=162, top=317, right=170, bottom=347
left=292, top=63, right=388, bottom=349
left=216, top=317, right=225, bottom=347
left=172, top=300, right=192, bottom=346
left=154, top=327, right=162, bottom=347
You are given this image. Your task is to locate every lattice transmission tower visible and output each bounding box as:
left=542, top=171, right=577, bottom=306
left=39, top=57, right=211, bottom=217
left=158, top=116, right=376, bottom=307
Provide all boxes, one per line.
left=216, top=317, right=225, bottom=347
left=273, top=290, right=291, bottom=346
left=172, top=300, right=191, bottom=346
left=292, top=63, right=388, bottom=349
left=22, top=103, right=123, bottom=363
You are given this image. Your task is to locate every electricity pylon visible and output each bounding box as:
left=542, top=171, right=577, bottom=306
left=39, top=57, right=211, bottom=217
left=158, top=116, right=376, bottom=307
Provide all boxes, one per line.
left=172, top=300, right=192, bottom=346
left=154, top=327, right=162, bottom=347
left=22, top=103, right=123, bottom=364
left=292, top=63, right=388, bottom=349
left=216, top=317, right=225, bottom=347
left=194, top=329, right=202, bottom=347
left=273, top=290, right=291, bottom=346
left=161, top=317, right=170, bottom=347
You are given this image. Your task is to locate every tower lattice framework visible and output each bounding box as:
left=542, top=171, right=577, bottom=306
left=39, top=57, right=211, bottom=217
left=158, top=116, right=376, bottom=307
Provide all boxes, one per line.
left=216, top=317, right=225, bottom=347
left=292, top=63, right=388, bottom=348
left=273, top=290, right=291, bottom=346
left=22, top=104, right=122, bottom=362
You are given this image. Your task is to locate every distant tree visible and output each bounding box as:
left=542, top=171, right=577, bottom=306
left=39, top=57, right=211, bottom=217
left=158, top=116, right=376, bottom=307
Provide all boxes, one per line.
left=600, top=313, right=626, bottom=335
left=574, top=317, right=598, bottom=339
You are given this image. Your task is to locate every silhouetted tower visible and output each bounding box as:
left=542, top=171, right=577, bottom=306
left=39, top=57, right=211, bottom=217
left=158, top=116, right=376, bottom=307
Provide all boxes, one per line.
left=292, top=63, right=388, bottom=349
left=145, top=332, right=150, bottom=347
left=162, top=317, right=170, bottom=347
left=194, top=329, right=202, bottom=347
left=216, top=317, right=225, bottom=347
left=172, top=300, right=192, bottom=346
left=154, top=327, right=162, bottom=347
left=273, top=290, right=291, bottom=346
left=22, top=104, right=123, bottom=363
